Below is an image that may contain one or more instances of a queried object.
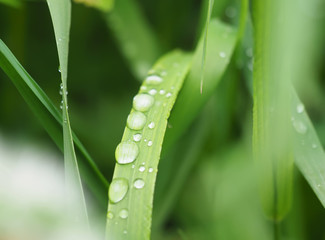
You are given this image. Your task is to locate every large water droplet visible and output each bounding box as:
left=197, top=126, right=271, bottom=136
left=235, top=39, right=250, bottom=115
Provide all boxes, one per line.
left=145, top=75, right=163, bottom=85
left=133, top=133, right=142, bottom=142
left=127, top=111, right=146, bottom=130
left=109, top=178, right=129, bottom=203
left=296, top=103, right=305, bottom=114
left=293, top=120, right=308, bottom=134
left=134, top=179, right=145, bottom=189
left=148, top=122, right=155, bottom=129
left=119, top=209, right=129, bottom=219
left=115, top=141, right=139, bottom=164
left=133, top=94, right=154, bottom=112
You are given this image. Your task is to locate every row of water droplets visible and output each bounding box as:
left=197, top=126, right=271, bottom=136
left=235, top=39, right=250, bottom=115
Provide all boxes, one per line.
left=107, top=68, right=171, bottom=226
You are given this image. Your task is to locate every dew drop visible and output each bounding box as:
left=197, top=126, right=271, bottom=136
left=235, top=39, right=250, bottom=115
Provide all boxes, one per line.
left=159, top=89, right=166, bottom=95
left=149, top=89, right=157, bottom=95
left=59, top=90, right=63, bottom=95
left=219, top=52, right=226, bottom=58
left=107, top=211, right=114, bottom=219
left=145, top=75, right=163, bottom=85
left=293, top=120, right=308, bottom=134
left=127, top=111, right=146, bottom=130
left=148, top=122, right=155, bottom=129
left=115, top=141, right=139, bottom=164
left=133, top=94, right=154, bottom=112
left=134, top=179, right=145, bottom=189
left=119, top=209, right=129, bottom=219
left=312, top=143, right=318, bottom=149
left=148, top=168, right=153, bottom=173
left=140, top=86, right=147, bottom=91
left=123, top=230, right=128, bottom=234
left=109, top=178, right=129, bottom=203
left=166, top=92, right=172, bottom=98
left=60, top=83, right=63, bottom=89
left=296, top=103, right=305, bottom=114
left=139, top=166, right=145, bottom=172
left=133, top=133, right=142, bottom=142
left=132, top=164, right=135, bottom=169
left=147, top=141, right=153, bottom=147
left=317, top=184, right=321, bottom=188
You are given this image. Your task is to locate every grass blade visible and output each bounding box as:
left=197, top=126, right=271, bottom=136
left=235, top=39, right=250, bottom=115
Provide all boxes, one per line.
left=105, top=0, right=162, bottom=80
left=73, top=0, right=114, bottom=12
left=47, top=0, right=88, bottom=224
left=0, top=0, right=21, bottom=7
left=105, top=50, right=192, bottom=240
left=0, top=39, right=109, bottom=206
left=163, top=19, right=237, bottom=153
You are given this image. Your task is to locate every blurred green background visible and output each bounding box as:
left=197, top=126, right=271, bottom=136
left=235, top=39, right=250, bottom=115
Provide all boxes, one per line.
left=1, top=0, right=325, bottom=239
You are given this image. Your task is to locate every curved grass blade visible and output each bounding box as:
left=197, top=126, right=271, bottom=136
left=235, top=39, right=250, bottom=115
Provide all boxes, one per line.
left=252, top=0, right=295, bottom=221
left=105, top=50, right=192, bottom=240
left=291, top=90, right=325, bottom=208
left=73, top=0, right=114, bottom=12
left=0, top=39, right=109, bottom=206
left=105, top=0, right=162, bottom=80
left=47, top=0, right=88, bottom=224
left=163, top=19, right=237, bottom=153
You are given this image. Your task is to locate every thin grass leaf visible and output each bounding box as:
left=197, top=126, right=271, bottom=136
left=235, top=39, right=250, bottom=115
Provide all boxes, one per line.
left=105, top=0, right=162, bottom=80
left=163, top=19, right=237, bottom=153
left=200, top=0, right=214, bottom=93
left=0, top=0, right=21, bottom=7
left=105, top=50, right=192, bottom=240
left=46, top=0, right=88, bottom=224
left=73, top=0, right=114, bottom=12
left=291, top=90, right=325, bottom=207
left=0, top=39, right=109, bottom=206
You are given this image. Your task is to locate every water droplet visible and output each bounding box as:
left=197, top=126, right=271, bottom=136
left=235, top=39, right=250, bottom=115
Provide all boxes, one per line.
left=293, top=120, right=308, bottom=134
left=149, top=89, right=157, bottom=95
left=133, top=94, right=154, bottom=112
left=115, top=141, right=139, bottom=164
left=123, top=230, right=128, bottom=234
left=145, top=75, right=163, bottom=85
left=148, top=168, right=153, bottom=173
left=159, top=89, right=166, bottom=95
left=132, top=164, right=135, bottom=169
left=59, top=90, right=63, bottom=95
left=127, top=111, right=146, bottom=130
left=148, top=122, right=155, bottom=129
left=133, top=133, right=142, bottom=142
left=133, top=179, right=145, bottom=189
left=109, top=178, right=129, bottom=203
left=246, top=48, right=253, bottom=58
left=147, top=141, right=153, bottom=147
left=140, top=86, right=147, bottom=91
left=219, top=52, right=226, bottom=58
left=166, top=92, right=172, bottom=98
left=107, top=211, right=114, bottom=219
left=296, top=103, right=305, bottom=114
left=60, top=83, right=63, bottom=89
left=119, top=209, right=129, bottom=219
left=317, top=184, right=321, bottom=188
left=312, top=143, right=318, bottom=149
left=139, top=166, right=145, bottom=172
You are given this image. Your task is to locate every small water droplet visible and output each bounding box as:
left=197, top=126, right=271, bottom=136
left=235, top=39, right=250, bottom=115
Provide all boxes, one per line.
left=127, top=111, right=147, bottom=130
left=148, top=168, right=153, bottom=173
left=115, top=141, right=139, bottom=164
left=219, top=52, right=226, bottom=58
left=296, top=103, right=305, bottom=114
left=133, top=133, right=142, bottom=142
left=58, top=67, right=61, bottom=73
left=59, top=90, right=63, bottom=95
left=312, top=143, right=318, bottom=149
left=293, top=120, right=308, bottom=134
left=148, top=122, right=155, bottom=129
left=58, top=38, right=62, bottom=42
left=149, top=89, right=157, bottom=95
left=159, top=89, right=166, bottom=95
left=166, top=92, right=172, bottom=98
left=145, top=75, right=163, bottom=85
left=60, top=83, right=63, bottom=89
left=140, top=86, right=147, bottom=91
left=109, top=178, right=129, bottom=203
left=107, top=211, right=114, bottom=219
left=139, top=166, right=145, bottom=172
left=123, top=230, right=128, bottom=234
left=317, top=184, right=321, bottom=188
left=134, top=179, right=145, bottom=189
left=147, top=141, right=153, bottom=147
left=60, top=104, right=63, bottom=109
left=133, top=94, right=154, bottom=112
left=132, top=164, right=135, bottom=169
left=119, top=209, right=129, bottom=219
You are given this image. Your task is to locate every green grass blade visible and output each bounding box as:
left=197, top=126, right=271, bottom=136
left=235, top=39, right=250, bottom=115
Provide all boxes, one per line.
left=252, top=0, right=294, bottom=221
left=105, top=0, right=162, bottom=80
left=163, top=19, right=237, bottom=153
left=105, top=50, right=192, bottom=240
left=73, top=0, right=114, bottom=12
left=47, top=0, right=88, bottom=224
left=0, top=0, right=21, bottom=7
left=200, top=0, right=214, bottom=93
left=291, top=91, right=325, bottom=208
left=0, top=39, right=109, bottom=206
